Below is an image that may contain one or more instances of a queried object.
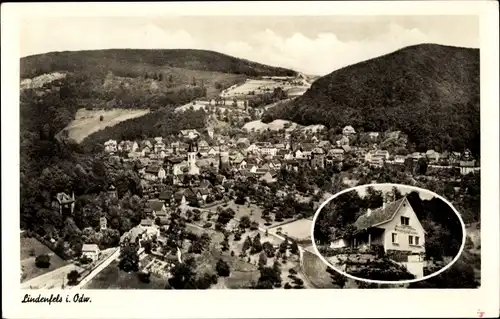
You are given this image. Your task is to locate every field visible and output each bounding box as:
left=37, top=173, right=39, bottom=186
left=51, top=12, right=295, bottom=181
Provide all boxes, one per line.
left=301, top=250, right=336, bottom=288
left=242, top=119, right=298, bottom=132
left=82, top=260, right=168, bottom=289
left=220, top=79, right=310, bottom=98
left=215, top=201, right=296, bottom=229
left=20, top=236, right=69, bottom=283
left=62, top=108, right=150, bottom=143
left=220, top=79, right=278, bottom=97
left=268, top=218, right=313, bottom=242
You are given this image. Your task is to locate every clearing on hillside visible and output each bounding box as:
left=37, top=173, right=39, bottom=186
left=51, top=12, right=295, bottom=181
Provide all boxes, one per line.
left=62, top=108, right=150, bottom=143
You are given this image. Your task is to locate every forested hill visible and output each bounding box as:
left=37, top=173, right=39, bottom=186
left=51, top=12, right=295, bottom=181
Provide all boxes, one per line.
left=263, top=44, right=480, bottom=155
left=21, top=49, right=296, bottom=79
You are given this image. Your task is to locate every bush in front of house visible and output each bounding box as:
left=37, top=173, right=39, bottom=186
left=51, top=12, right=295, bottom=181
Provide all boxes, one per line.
left=67, top=270, right=81, bottom=285
left=79, top=255, right=92, bottom=265
left=35, top=254, right=51, bottom=268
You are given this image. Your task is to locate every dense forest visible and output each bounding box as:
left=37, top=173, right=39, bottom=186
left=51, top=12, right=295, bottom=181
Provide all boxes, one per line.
left=314, top=187, right=463, bottom=261
left=82, top=108, right=207, bottom=147
left=19, top=71, right=203, bottom=258
left=21, top=96, right=145, bottom=260
left=21, top=49, right=296, bottom=79
left=263, top=44, right=480, bottom=155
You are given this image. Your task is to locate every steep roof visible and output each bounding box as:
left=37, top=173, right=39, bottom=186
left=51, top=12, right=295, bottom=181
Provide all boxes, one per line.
left=148, top=200, right=165, bottom=212
left=82, top=244, right=100, bottom=252
left=353, top=197, right=407, bottom=230
left=158, top=191, right=173, bottom=200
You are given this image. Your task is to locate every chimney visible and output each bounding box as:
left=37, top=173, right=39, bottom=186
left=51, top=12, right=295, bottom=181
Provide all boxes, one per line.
left=367, top=208, right=372, bottom=216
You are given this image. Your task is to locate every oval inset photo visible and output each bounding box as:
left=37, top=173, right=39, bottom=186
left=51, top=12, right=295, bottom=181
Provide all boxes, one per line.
left=312, top=183, right=466, bottom=284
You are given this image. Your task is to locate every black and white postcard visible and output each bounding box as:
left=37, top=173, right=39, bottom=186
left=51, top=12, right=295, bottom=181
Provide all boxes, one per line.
left=2, top=1, right=499, bottom=318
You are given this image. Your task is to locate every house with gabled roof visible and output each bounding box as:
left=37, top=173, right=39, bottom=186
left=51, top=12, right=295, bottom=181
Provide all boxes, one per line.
left=342, top=125, right=356, bottom=136
left=330, top=197, right=426, bottom=257
left=148, top=200, right=167, bottom=219
left=82, top=244, right=100, bottom=262
left=259, top=170, right=278, bottom=184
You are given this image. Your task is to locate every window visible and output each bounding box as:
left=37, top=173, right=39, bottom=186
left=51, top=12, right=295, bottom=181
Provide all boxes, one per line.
left=391, top=233, right=398, bottom=244
left=401, top=216, right=410, bottom=225
left=408, top=235, right=414, bottom=245
left=415, top=237, right=420, bottom=245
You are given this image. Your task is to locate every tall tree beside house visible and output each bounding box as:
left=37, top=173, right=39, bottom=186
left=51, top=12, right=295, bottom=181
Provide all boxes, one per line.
left=364, top=186, right=384, bottom=209
left=119, top=241, right=139, bottom=272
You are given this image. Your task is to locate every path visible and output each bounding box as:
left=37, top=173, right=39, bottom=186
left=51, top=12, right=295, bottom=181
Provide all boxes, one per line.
left=72, top=247, right=120, bottom=289
left=22, top=264, right=82, bottom=289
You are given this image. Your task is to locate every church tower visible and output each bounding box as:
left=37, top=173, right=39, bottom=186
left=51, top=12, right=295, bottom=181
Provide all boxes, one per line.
left=187, top=142, right=196, bottom=167
left=187, top=141, right=200, bottom=175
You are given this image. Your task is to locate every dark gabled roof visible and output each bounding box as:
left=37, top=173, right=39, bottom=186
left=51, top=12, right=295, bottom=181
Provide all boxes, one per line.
left=353, top=197, right=407, bottom=230
left=145, top=166, right=160, bottom=174
left=199, top=180, right=213, bottom=188
left=148, top=200, right=165, bottom=212
left=174, top=191, right=185, bottom=201
left=158, top=191, right=173, bottom=200
left=300, top=143, right=314, bottom=152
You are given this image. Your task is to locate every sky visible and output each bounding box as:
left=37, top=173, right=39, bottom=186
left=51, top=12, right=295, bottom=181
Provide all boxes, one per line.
left=20, top=15, right=479, bottom=76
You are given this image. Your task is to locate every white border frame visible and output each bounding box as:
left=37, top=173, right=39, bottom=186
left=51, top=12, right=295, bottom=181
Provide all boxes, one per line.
left=311, top=183, right=466, bottom=285
left=2, top=1, right=499, bottom=319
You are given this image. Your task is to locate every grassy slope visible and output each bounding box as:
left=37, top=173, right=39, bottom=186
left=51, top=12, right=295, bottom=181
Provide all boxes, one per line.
left=264, top=44, right=480, bottom=154
left=20, top=236, right=69, bottom=282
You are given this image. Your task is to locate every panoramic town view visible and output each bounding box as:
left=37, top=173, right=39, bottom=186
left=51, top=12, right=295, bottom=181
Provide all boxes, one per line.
left=19, top=15, right=480, bottom=290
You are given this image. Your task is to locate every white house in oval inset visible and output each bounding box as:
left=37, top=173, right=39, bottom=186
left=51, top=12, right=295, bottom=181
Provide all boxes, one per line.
left=330, top=196, right=426, bottom=257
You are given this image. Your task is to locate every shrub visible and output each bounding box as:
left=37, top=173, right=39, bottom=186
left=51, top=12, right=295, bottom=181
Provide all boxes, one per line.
left=284, top=282, right=292, bottom=289
left=67, top=270, right=81, bottom=285
left=35, top=254, right=51, bottom=268
left=138, top=271, right=151, bottom=283
left=203, top=222, right=213, bottom=228
left=80, top=255, right=92, bottom=265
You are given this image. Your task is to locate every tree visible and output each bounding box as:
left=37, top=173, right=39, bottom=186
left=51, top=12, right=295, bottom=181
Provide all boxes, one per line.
left=251, top=234, right=263, bottom=254
left=35, top=254, right=51, bottom=268
left=138, top=271, right=151, bottom=283
left=415, top=157, right=429, bottom=175
left=258, top=252, right=268, bottom=268
left=242, top=236, right=252, bottom=252
left=326, top=267, right=346, bottom=288
left=290, top=241, right=299, bottom=255
left=239, top=215, right=251, bottom=229
left=99, top=115, right=104, bottom=122
left=216, top=259, right=231, bottom=277
left=67, top=270, right=81, bottom=285
left=167, top=257, right=198, bottom=289
left=119, top=242, right=139, bottom=272
left=262, top=241, right=275, bottom=258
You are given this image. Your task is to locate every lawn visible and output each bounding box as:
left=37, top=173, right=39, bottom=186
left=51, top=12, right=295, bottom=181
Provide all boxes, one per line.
left=220, top=201, right=297, bottom=229
left=20, top=236, right=69, bottom=283
left=268, top=218, right=313, bottom=242
left=301, top=250, right=336, bottom=289
left=62, top=108, right=150, bottom=143
left=83, top=260, right=167, bottom=289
